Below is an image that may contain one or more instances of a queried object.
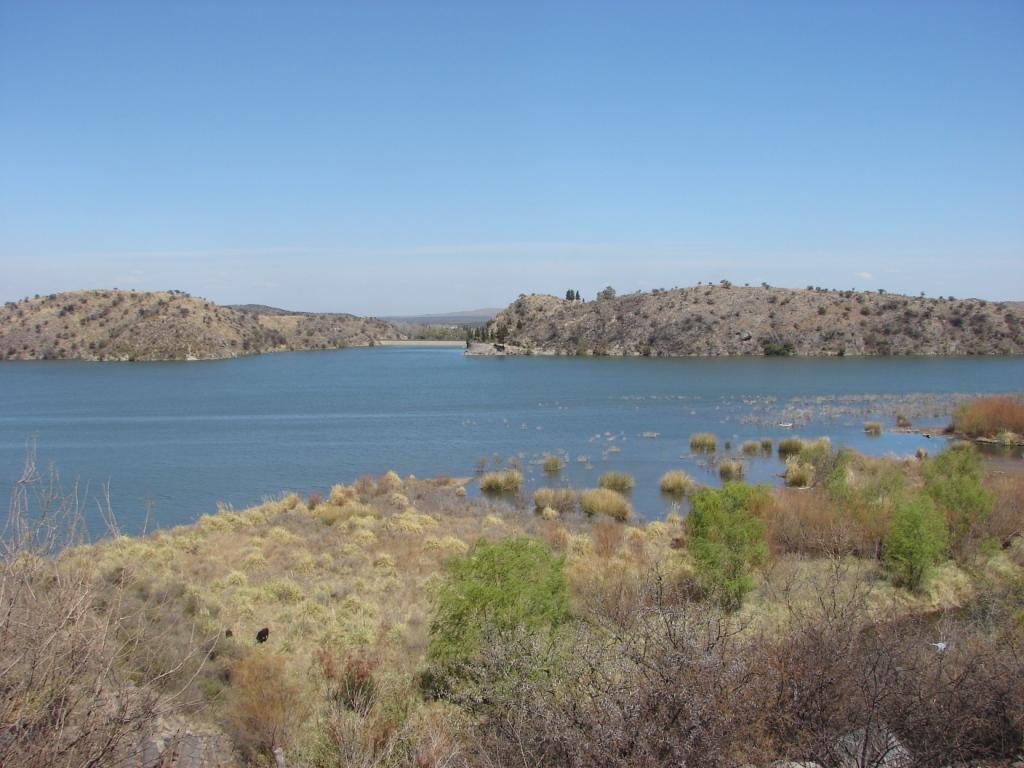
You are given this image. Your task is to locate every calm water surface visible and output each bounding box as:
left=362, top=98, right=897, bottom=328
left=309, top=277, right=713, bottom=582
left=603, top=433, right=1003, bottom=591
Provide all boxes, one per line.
left=1, top=349, right=1022, bottom=533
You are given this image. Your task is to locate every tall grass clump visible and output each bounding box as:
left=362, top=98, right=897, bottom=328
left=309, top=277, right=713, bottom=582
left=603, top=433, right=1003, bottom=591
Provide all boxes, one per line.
left=598, top=471, right=635, bottom=493
left=659, top=470, right=695, bottom=498
left=741, top=440, right=761, bottom=455
left=760, top=437, right=773, bottom=453
left=777, top=437, right=805, bottom=458
left=884, top=494, right=948, bottom=591
left=952, top=395, right=1024, bottom=438
left=542, top=455, right=564, bottom=473
left=580, top=488, right=633, bottom=521
left=864, top=421, right=883, bottom=436
left=783, top=459, right=814, bottom=488
left=479, top=469, right=522, bottom=495
left=689, top=433, right=717, bottom=452
left=686, top=483, right=769, bottom=610
left=533, top=487, right=578, bottom=516
left=718, top=460, right=744, bottom=481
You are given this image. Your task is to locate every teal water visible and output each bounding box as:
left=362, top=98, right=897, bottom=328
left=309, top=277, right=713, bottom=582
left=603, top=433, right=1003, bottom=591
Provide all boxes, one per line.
left=1, top=349, right=1021, bottom=533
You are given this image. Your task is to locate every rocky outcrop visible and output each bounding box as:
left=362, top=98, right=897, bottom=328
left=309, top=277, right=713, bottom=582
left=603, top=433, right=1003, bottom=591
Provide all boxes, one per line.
left=481, top=284, right=1024, bottom=357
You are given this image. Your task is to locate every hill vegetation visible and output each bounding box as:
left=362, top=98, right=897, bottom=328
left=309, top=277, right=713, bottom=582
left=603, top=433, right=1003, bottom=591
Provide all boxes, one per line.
left=0, top=290, right=405, bottom=361
left=480, top=283, right=1024, bottom=356
left=3, top=443, right=1023, bottom=767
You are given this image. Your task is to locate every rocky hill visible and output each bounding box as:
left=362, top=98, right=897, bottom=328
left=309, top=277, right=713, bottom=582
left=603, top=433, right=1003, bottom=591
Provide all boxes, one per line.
left=0, top=290, right=405, bottom=361
left=481, top=284, right=1024, bottom=357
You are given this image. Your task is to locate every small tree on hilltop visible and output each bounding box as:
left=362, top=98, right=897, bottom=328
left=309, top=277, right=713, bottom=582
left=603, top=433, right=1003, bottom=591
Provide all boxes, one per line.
left=598, top=286, right=616, bottom=301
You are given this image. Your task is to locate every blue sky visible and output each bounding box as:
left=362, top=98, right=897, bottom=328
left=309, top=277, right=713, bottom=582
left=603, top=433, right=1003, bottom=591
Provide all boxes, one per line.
left=1, top=1, right=1022, bottom=314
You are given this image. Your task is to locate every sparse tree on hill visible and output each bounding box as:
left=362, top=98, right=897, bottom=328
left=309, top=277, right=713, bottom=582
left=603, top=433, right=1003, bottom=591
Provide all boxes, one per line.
left=598, top=286, right=616, bottom=301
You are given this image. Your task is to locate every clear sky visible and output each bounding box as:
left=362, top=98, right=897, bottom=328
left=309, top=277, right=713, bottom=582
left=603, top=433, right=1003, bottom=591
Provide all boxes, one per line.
left=1, top=1, right=1022, bottom=315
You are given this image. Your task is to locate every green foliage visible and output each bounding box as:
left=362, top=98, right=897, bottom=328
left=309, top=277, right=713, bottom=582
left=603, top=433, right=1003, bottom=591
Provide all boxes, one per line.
left=426, top=539, right=570, bottom=673
left=923, top=446, right=993, bottom=554
left=884, top=493, right=948, bottom=590
left=762, top=340, right=794, bottom=356
left=686, top=483, right=770, bottom=611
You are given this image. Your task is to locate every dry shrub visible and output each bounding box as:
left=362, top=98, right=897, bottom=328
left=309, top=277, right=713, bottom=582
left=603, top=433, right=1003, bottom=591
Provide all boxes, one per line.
left=598, top=471, right=635, bottom=493
left=307, top=491, right=323, bottom=509
left=0, top=455, right=208, bottom=768
left=778, top=437, right=805, bottom=457
left=985, top=467, right=1024, bottom=549
left=762, top=489, right=858, bottom=556
left=315, top=647, right=379, bottom=715
left=953, top=395, right=1024, bottom=437
left=329, top=483, right=354, bottom=505
left=479, top=469, right=522, bottom=494
left=783, top=459, right=814, bottom=488
left=718, top=459, right=743, bottom=481
left=533, top=487, right=578, bottom=515
left=224, top=650, right=308, bottom=756
left=377, top=470, right=404, bottom=495
left=542, top=455, right=563, bottom=473
left=659, top=470, right=695, bottom=497
left=457, top=563, right=1024, bottom=768
left=540, top=521, right=571, bottom=552
left=580, top=488, right=632, bottom=521
left=863, top=421, right=883, bottom=435
left=689, top=432, right=717, bottom=452
left=591, top=519, right=625, bottom=558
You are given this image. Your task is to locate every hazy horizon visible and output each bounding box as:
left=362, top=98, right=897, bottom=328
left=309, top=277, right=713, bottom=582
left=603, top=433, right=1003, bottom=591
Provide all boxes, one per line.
left=2, top=2, right=1022, bottom=314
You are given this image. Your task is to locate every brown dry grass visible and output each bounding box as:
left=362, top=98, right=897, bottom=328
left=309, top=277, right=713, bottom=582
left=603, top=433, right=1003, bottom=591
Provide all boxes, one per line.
left=953, top=395, right=1024, bottom=438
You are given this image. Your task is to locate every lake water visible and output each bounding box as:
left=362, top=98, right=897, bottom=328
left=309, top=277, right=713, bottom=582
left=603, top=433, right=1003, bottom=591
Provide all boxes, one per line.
left=1, top=349, right=1022, bottom=534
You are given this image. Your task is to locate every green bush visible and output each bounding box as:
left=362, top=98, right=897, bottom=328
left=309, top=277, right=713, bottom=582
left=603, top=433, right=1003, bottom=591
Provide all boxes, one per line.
left=923, top=447, right=993, bottom=556
left=686, top=483, right=769, bottom=611
left=426, top=539, right=569, bottom=679
left=598, top=471, right=635, bottom=493
left=884, top=494, right=948, bottom=590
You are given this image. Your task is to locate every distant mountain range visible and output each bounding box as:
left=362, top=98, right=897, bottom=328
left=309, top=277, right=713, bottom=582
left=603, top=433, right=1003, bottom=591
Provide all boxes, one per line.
left=382, top=308, right=501, bottom=326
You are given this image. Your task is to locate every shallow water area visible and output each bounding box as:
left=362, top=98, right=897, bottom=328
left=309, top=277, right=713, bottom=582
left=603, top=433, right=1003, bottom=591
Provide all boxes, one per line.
left=1, top=348, right=1021, bottom=533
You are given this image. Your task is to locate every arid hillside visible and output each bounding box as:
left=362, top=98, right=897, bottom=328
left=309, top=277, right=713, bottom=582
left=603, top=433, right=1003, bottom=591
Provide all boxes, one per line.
left=0, top=289, right=405, bottom=361
left=481, top=284, right=1024, bottom=356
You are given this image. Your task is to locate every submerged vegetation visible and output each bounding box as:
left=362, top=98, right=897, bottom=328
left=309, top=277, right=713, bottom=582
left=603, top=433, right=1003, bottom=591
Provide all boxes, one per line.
left=2, top=442, right=1023, bottom=767
left=689, top=432, right=718, bottom=452
left=597, top=470, right=635, bottom=493
left=659, top=469, right=696, bottom=497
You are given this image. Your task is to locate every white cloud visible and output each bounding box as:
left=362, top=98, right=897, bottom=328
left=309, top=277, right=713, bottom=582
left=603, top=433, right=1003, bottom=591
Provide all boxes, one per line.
left=855, top=271, right=873, bottom=280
